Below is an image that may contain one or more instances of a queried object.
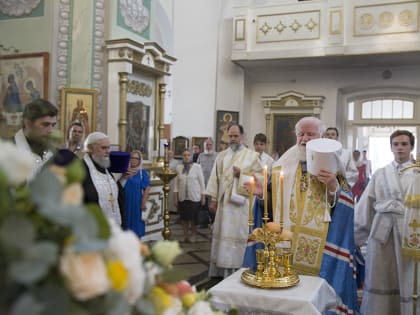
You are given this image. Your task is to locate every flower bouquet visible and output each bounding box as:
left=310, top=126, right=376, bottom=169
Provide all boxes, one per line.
left=0, top=140, right=231, bottom=315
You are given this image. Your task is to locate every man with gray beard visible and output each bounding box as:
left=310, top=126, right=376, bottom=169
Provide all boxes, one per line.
left=206, top=123, right=263, bottom=278
left=82, top=131, right=125, bottom=227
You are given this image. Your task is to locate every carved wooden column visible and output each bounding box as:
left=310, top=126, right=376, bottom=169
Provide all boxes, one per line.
left=118, top=72, right=128, bottom=150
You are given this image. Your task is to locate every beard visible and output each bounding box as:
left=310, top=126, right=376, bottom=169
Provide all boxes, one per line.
left=297, top=145, right=307, bottom=161
left=26, top=135, right=51, bottom=157
left=229, top=142, right=241, bottom=152
left=92, top=154, right=110, bottom=169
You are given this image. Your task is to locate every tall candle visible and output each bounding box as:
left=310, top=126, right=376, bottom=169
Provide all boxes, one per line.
left=263, top=165, right=268, bottom=220
left=248, top=177, right=255, bottom=226
left=271, top=171, right=277, bottom=223
left=280, top=170, right=284, bottom=225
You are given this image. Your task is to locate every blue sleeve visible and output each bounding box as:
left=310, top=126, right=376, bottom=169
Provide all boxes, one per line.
left=142, top=169, right=151, bottom=187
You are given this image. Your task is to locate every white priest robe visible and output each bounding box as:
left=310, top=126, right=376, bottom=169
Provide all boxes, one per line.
left=206, top=145, right=262, bottom=277
left=355, top=161, right=417, bottom=315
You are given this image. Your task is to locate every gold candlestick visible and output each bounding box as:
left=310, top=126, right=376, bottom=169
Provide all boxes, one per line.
left=155, top=143, right=177, bottom=240
left=248, top=177, right=255, bottom=228
left=280, top=170, right=284, bottom=227
left=263, top=165, right=268, bottom=222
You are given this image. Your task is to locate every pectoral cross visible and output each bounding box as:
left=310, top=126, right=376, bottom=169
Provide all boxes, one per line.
left=109, top=193, right=115, bottom=212
left=300, top=173, right=308, bottom=192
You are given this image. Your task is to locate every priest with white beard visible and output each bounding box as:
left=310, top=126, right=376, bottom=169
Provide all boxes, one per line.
left=82, top=132, right=125, bottom=227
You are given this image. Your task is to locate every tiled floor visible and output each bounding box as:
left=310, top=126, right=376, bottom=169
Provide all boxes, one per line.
left=147, top=213, right=214, bottom=288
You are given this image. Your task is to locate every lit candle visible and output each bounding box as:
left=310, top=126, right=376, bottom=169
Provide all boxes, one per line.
left=263, top=165, right=268, bottom=220
left=271, top=171, right=277, bottom=223
left=248, top=177, right=255, bottom=227
left=280, top=170, right=284, bottom=226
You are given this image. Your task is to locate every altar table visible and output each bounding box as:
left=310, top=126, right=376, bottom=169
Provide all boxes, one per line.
left=209, top=268, right=340, bottom=315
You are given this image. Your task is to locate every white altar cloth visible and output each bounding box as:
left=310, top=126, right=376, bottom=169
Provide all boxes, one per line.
left=209, top=268, right=340, bottom=315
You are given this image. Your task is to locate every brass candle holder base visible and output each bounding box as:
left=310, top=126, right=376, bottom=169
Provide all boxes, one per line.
left=241, top=268, right=299, bottom=288
left=241, top=222, right=300, bottom=289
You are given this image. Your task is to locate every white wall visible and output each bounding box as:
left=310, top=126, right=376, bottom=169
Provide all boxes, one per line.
left=171, top=0, right=221, bottom=139
left=169, top=0, right=420, bottom=150
left=244, top=64, right=420, bottom=149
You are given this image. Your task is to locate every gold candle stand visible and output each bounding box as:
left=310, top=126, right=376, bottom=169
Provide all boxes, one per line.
left=242, top=198, right=299, bottom=288
left=155, top=144, right=177, bottom=240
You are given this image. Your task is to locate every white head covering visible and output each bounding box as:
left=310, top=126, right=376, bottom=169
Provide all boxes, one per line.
left=84, top=131, right=109, bottom=151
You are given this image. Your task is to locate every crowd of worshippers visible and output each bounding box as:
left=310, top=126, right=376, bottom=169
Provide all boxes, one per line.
left=12, top=98, right=418, bottom=315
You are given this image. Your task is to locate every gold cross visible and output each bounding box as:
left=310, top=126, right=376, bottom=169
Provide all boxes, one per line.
left=109, top=193, right=115, bottom=211
left=409, top=219, right=420, bottom=231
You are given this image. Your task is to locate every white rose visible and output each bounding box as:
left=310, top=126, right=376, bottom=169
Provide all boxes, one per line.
left=151, top=240, right=182, bottom=267
left=143, top=260, right=163, bottom=291
left=108, top=225, right=146, bottom=304
left=163, top=298, right=183, bottom=315
left=187, top=301, right=214, bottom=315
left=59, top=247, right=110, bottom=301
left=62, top=182, right=83, bottom=205
left=0, top=139, right=35, bottom=185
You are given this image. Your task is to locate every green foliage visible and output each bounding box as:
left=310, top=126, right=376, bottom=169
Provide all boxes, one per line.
left=0, top=145, right=229, bottom=315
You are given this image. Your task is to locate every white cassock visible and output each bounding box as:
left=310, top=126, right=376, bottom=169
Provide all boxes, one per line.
left=355, top=160, right=417, bottom=315
left=206, top=145, right=262, bottom=277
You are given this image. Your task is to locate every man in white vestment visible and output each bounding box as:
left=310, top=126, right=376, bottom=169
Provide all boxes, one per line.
left=14, top=99, right=58, bottom=181
left=355, top=129, right=416, bottom=315
left=82, top=132, right=125, bottom=227
left=206, top=123, right=263, bottom=278
left=324, top=127, right=358, bottom=187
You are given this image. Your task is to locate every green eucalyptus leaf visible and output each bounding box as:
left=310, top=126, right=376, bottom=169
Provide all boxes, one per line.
left=160, top=268, right=191, bottom=283
left=85, top=203, right=111, bottom=239
left=68, top=206, right=98, bottom=239
left=37, top=284, right=73, bottom=315
left=57, top=204, right=98, bottom=239
left=0, top=214, right=34, bottom=250
left=105, top=291, right=130, bottom=315
left=0, top=168, right=8, bottom=185
left=135, top=297, right=155, bottom=315
left=30, top=169, right=62, bottom=206
left=10, top=293, right=43, bottom=315
left=9, top=241, right=58, bottom=284
left=37, top=202, right=98, bottom=240
left=26, top=241, right=58, bottom=265
left=72, top=239, right=108, bottom=252
left=9, top=260, right=50, bottom=285
left=66, top=159, right=86, bottom=183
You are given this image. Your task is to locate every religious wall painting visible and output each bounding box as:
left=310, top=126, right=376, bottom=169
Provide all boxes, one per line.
left=216, top=110, right=239, bottom=152
left=272, top=114, right=307, bottom=158
left=0, top=52, right=49, bottom=139
left=60, top=87, right=98, bottom=141
left=172, top=136, right=189, bottom=159
left=117, top=0, right=151, bottom=39
left=126, top=101, right=150, bottom=160
left=191, top=137, right=209, bottom=153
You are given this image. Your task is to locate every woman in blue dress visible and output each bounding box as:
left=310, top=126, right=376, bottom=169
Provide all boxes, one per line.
left=121, top=150, right=151, bottom=237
